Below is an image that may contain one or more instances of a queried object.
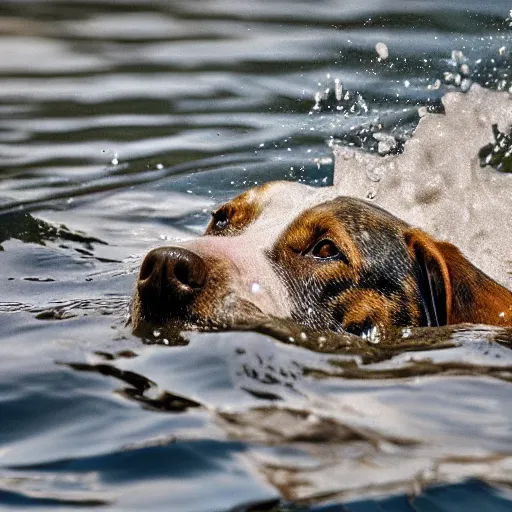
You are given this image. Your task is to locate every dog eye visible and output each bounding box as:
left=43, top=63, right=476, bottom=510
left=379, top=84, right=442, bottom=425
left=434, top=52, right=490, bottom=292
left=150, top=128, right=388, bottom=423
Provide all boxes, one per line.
left=211, top=209, right=229, bottom=230
left=311, top=239, right=342, bottom=260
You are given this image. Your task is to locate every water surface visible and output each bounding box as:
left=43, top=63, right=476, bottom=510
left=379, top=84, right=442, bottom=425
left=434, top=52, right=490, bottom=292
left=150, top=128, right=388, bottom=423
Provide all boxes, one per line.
left=1, top=1, right=512, bottom=510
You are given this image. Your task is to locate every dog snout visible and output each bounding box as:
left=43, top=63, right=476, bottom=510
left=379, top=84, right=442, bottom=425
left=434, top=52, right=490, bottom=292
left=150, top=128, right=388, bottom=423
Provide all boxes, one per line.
left=137, top=246, right=207, bottom=321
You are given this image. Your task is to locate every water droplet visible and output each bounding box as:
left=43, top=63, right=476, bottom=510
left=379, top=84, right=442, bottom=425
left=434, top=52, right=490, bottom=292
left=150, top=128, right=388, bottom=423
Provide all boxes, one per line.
left=376, top=42, right=389, bottom=60
left=460, top=63, right=470, bottom=77
left=451, top=50, right=465, bottom=63
left=334, top=78, right=342, bottom=101
left=364, top=326, right=381, bottom=344
left=460, top=78, right=472, bottom=92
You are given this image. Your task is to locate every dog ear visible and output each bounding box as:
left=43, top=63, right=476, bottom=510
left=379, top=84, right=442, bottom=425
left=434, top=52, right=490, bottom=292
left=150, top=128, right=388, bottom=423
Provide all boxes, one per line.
left=405, top=228, right=512, bottom=327
left=404, top=229, right=452, bottom=327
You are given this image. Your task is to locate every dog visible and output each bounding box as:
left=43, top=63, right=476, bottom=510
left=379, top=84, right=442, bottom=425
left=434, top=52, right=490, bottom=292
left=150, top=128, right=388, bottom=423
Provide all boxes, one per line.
left=131, top=181, right=512, bottom=339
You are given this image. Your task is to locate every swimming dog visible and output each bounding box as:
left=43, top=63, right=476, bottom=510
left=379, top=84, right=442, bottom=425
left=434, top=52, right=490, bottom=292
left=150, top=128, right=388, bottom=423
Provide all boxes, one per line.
left=131, top=181, right=512, bottom=338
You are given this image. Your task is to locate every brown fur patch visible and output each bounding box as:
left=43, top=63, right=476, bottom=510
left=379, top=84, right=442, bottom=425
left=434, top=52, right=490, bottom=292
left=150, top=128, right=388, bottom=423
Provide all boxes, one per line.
left=337, top=289, right=394, bottom=334
left=277, top=209, right=363, bottom=270
left=205, top=184, right=271, bottom=236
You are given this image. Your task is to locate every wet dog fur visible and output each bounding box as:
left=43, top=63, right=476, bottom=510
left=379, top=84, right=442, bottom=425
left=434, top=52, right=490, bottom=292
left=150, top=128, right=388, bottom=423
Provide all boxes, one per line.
left=131, top=181, right=512, bottom=339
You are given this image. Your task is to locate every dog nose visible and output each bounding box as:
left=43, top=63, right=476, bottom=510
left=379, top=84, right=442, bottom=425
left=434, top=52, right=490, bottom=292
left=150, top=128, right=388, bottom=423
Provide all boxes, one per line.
left=137, top=246, right=207, bottom=321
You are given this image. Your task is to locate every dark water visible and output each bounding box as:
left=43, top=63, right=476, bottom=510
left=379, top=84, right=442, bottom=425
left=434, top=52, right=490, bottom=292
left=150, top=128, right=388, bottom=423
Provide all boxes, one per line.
left=1, top=1, right=512, bottom=510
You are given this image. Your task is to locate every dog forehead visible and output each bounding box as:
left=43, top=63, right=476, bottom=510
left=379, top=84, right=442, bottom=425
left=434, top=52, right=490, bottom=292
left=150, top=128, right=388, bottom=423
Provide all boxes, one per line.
left=243, top=181, right=338, bottom=236
left=247, top=182, right=401, bottom=236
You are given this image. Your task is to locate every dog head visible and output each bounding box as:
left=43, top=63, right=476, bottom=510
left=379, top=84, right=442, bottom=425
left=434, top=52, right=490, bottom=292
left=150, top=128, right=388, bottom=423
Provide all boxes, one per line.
left=131, top=181, right=512, bottom=337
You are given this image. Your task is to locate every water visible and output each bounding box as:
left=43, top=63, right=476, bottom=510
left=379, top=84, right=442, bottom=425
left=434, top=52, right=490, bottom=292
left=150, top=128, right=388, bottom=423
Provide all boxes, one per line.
left=1, top=1, right=512, bottom=510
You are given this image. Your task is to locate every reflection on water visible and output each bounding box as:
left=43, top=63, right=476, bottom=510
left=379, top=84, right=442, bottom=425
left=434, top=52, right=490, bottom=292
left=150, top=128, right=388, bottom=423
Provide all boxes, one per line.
left=1, top=0, right=512, bottom=510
